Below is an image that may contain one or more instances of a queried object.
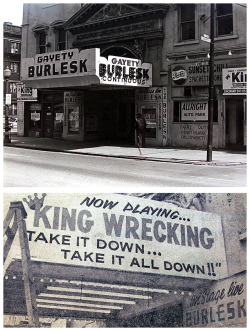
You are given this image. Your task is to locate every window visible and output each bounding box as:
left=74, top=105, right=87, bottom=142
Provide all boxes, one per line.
left=10, top=104, right=17, bottom=116
left=10, top=62, right=19, bottom=73
left=9, top=82, right=17, bottom=93
left=179, top=4, right=196, bottom=41
left=57, top=29, right=66, bottom=51
left=38, top=32, right=46, bottom=54
left=216, top=4, right=233, bottom=36
left=10, top=41, right=20, bottom=54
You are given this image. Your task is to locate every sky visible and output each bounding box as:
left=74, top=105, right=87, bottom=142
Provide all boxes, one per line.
left=1, top=1, right=23, bottom=26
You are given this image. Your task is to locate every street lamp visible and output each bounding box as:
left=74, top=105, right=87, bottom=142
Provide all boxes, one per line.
left=4, top=66, right=12, bottom=144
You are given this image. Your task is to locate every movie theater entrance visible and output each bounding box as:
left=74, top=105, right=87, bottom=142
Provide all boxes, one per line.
left=84, top=89, right=135, bottom=144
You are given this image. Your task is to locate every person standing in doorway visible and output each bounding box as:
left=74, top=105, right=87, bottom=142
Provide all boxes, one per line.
left=135, top=113, right=146, bottom=148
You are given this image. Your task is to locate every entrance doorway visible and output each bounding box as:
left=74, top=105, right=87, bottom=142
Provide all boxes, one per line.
left=225, top=98, right=245, bottom=149
left=85, top=89, right=135, bottom=145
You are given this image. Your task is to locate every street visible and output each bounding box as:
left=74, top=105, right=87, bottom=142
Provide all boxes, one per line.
left=4, top=147, right=246, bottom=188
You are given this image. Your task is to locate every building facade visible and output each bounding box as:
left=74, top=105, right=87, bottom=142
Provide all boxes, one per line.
left=19, top=3, right=247, bottom=149
left=3, top=22, right=22, bottom=119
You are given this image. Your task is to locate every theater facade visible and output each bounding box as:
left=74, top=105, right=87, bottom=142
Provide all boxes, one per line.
left=18, top=3, right=246, bottom=149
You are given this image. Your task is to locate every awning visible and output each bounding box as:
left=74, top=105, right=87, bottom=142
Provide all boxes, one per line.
left=4, top=259, right=213, bottom=321
left=22, top=75, right=101, bottom=89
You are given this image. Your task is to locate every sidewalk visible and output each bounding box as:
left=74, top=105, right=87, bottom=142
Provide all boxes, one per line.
left=4, top=136, right=247, bottom=166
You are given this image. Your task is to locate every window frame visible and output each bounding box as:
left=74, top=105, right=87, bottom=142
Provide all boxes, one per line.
left=56, top=28, right=66, bottom=51
left=179, top=4, right=196, bottom=42
left=37, top=31, right=47, bottom=54
left=215, top=3, right=233, bottom=37
left=10, top=62, right=19, bottom=74
left=10, top=41, right=20, bottom=54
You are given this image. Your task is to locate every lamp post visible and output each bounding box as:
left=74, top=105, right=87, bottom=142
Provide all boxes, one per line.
left=4, top=66, right=11, bottom=144
left=206, top=3, right=215, bottom=162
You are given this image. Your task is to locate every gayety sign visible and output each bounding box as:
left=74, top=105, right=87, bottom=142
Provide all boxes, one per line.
left=5, top=193, right=228, bottom=280
left=21, top=48, right=152, bottom=88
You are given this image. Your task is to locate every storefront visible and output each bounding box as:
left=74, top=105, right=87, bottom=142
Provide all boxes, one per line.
left=20, top=48, right=171, bottom=146
left=169, top=57, right=247, bottom=150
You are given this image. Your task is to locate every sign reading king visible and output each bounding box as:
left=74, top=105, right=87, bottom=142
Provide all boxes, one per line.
left=5, top=193, right=228, bottom=280
left=223, top=67, right=247, bottom=95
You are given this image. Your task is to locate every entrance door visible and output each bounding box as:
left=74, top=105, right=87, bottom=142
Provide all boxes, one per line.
left=43, top=103, right=53, bottom=138
left=225, top=99, right=244, bottom=148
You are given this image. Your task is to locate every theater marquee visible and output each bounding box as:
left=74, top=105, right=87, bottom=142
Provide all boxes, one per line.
left=5, top=193, right=228, bottom=280
left=21, top=48, right=152, bottom=88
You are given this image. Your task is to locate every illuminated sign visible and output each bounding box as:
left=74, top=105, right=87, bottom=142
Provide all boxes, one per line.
left=21, top=48, right=152, bottom=88
left=98, top=55, right=152, bottom=87
left=223, top=67, right=247, bottom=95
left=5, top=193, right=228, bottom=280
left=21, top=48, right=97, bottom=81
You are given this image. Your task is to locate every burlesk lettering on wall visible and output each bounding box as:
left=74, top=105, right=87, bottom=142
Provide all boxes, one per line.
left=183, top=273, right=246, bottom=327
left=5, top=193, right=228, bottom=280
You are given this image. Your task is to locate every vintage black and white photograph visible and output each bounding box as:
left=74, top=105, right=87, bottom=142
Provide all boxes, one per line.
left=3, top=2, right=247, bottom=187
left=2, top=1, right=247, bottom=329
left=3, top=193, right=246, bottom=327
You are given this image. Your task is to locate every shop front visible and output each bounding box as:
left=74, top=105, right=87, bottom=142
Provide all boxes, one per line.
left=170, top=58, right=247, bottom=150
left=21, top=48, right=171, bottom=146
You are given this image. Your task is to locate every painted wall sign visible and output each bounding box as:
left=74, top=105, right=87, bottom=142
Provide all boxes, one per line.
left=135, top=87, right=167, bottom=144
left=64, top=92, right=83, bottom=134
left=181, top=102, right=208, bottom=121
left=98, top=54, right=152, bottom=87
left=5, top=193, right=228, bottom=280
left=172, top=61, right=229, bottom=86
left=222, top=67, right=247, bottom=95
left=183, top=272, right=246, bottom=327
left=17, top=84, right=37, bottom=101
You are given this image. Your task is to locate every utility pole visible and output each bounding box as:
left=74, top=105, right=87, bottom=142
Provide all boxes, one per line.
left=207, top=3, right=215, bottom=162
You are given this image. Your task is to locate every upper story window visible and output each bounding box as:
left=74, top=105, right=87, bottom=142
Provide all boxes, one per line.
left=10, top=41, right=20, bottom=54
left=10, top=62, right=19, bottom=73
left=216, top=4, right=233, bottom=36
left=32, top=25, right=49, bottom=54
left=57, top=29, right=66, bottom=51
left=179, top=4, right=196, bottom=41
left=38, top=32, right=47, bottom=54
left=51, top=21, right=66, bottom=51
left=9, top=82, right=17, bottom=93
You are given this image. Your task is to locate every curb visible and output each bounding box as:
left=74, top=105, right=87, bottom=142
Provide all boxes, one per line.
left=4, top=143, right=246, bottom=167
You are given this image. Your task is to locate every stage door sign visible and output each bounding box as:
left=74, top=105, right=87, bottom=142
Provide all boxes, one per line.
left=4, top=193, right=228, bottom=280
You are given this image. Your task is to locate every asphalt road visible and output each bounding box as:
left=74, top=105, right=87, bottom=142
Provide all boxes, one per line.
left=4, top=147, right=246, bottom=188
